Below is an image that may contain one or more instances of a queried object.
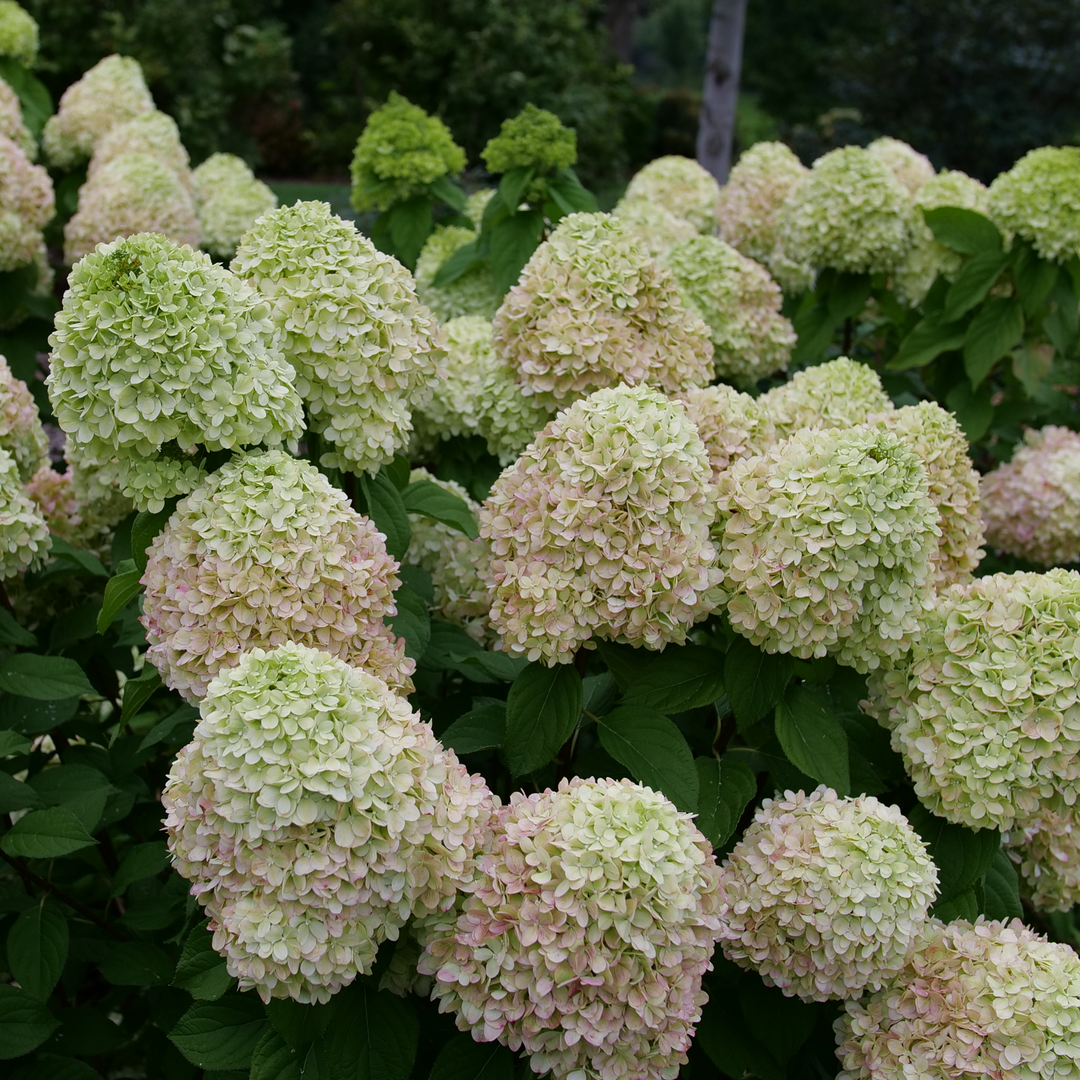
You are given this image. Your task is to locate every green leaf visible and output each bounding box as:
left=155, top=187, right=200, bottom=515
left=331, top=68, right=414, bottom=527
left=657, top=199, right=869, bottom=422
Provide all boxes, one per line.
left=827, top=272, right=873, bottom=321
left=47, top=537, right=108, bottom=579
left=98, top=941, right=175, bottom=986
left=739, top=974, right=816, bottom=1063
left=251, top=1028, right=306, bottom=1080
left=428, top=175, right=467, bottom=212
left=504, top=663, right=582, bottom=776
left=907, top=803, right=999, bottom=903
left=932, top=887, right=980, bottom=922
left=388, top=583, right=430, bottom=662
left=0, top=607, right=36, bottom=647
left=888, top=313, right=969, bottom=370
left=945, top=379, right=994, bottom=442
left=724, top=638, right=793, bottom=730
left=30, top=765, right=114, bottom=832
left=119, top=668, right=160, bottom=728
left=170, top=993, right=270, bottom=1071
left=0, top=731, right=30, bottom=757
left=431, top=238, right=482, bottom=288
left=387, top=195, right=433, bottom=270
left=441, top=701, right=506, bottom=754
left=982, top=849, right=1023, bottom=921
left=621, top=645, right=724, bottom=713
left=452, top=650, right=528, bottom=683
left=597, top=707, right=699, bottom=812
left=943, top=249, right=1010, bottom=322
left=546, top=175, right=598, bottom=216
left=97, top=569, right=143, bottom=635
left=1044, top=269, right=1080, bottom=355
left=694, top=756, right=757, bottom=849
left=696, top=991, right=783, bottom=1080
left=922, top=206, right=1003, bottom=254
left=963, top=296, right=1024, bottom=385
left=0, top=654, right=94, bottom=700
left=582, top=671, right=619, bottom=718
left=9, top=1053, right=103, bottom=1080
left=790, top=298, right=834, bottom=365
left=0, top=695, right=79, bottom=736
left=428, top=1034, right=515, bottom=1080
left=315, top=982, right=417, bottom=1080
left=1013, top=342, right=1056, bottom=398
left=774, top=684, right=850, bottom=795
left=111, top=841, right=169, bottom=896
left=490, top=209, right=545, bottom=294
left=0, top=772, right=43, bottom=813
left=401, top=479, right=479, bottom=539
left=7, top=899, right=68, bottom=1000
left=0, top=806, right=98, bottom=858
left=360, top=473, right=410, bottom=562
left=384, top=453, right=412, bottom=492
left=593, top=640, right=655, bottom=691
left=498, top=165, right=535, bottom=211
left=174, top=920, right=234, bottom=1001
left=130, top=504, right=176, bottom=573
left=0, top=984, right=59, bottom=1060
left=138, top=702, right=199, bottom=752
left=1013, top=244, right=1060, bottom=316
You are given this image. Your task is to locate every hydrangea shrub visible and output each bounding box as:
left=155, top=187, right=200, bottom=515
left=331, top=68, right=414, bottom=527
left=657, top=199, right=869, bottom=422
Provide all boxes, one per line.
left=623, top=154, right=720, bottom=234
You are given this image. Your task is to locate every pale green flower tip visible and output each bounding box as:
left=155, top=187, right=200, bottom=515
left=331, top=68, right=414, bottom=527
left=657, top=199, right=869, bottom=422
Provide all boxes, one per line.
left=0, top=0, right=37, bottom=67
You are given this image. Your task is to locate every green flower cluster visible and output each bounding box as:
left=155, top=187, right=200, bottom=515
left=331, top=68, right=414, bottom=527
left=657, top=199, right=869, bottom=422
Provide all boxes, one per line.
left=191, top=153, right=276, bottom=260
left=0, top=0, right=36, bottom=67
left=481, top=103, right=576, bottom=203
left=414, top=225, right=501, bottom=323
left=866, top=137, right=935, bottom=195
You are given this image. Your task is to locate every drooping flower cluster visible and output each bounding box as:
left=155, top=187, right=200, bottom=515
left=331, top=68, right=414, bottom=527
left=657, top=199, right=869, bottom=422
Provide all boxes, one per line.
left=405, top=470, right=493, bottom=643
left=867, top=570, right=1080, bottom=830
left=350, top=92, right=466, bottom=213
left=0, top=353, right=47, bottom=480
left=232, top=201, right=444, bottom=475
left=480, top=384, right=722, bottom=663
left=623, top=154, right=719, bottom=234
left=611, top=196, right=698, bottom=258
left=716, top=425, right=938, bottom=672
left=873, top=401, right=984, bottom=587
left=414, top=224, right=501, bottom=323
left=0, top=0, right=36, bottom=67
left=0, top=444, right=48, bottom=579
left=674, top=384, right=776, bottom=482
left=481, top=103, right=576, bottom=203
left=88, top=111, right=191, bottom=185
left=63, top=152, right=200, bottom=263
left=0, top=76, right=33, bottom=158
left=718, top=786, right=938, bottom=1002
left=988, top=146, right=1080, bottom=264
left=1004, top=802, right=1080, bottom=913
left=420, top=776, right=724, bottom=1080
left=866, top=137, right=935, bottom=195
left=835, top=919, right=1080, bottom=1080
left=0, top=132, right=52, bottom=272
left=42, top=55, right=155, bottom=169
left=778, top=146, right=914, bottom=274
left=411, top=315, right=548, bottom=464
left=191, top=153, right=276, bottom=260
left=664, top=236, right=795, bottom=386
left=981, top=426, right=1080, bottom=566
left=759, top=357, right=894, bottom=440
left=141, top=450, right=414, bottom=702
left=47, top=233, right=303, bottom=510
left=493, top=211, right=713, bottom=411
left=163, top=642, right=496, bottom=1003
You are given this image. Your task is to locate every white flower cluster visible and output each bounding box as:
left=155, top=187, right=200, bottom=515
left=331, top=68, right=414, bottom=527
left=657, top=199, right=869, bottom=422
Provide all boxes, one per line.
left=611, top=195, right=698, bottom=259
left=191, top=153, right=276, bottom=260
left=0, top=76, right=33, bottom=158
left=866, top=137, right=935, bottom=195
left=673, top=383, right=775, bottom=482
left=0, top=131, right=51, bottom=273
left=623, top=154, right=720, bottom=234
left=88, top=111, right=191, bottom=185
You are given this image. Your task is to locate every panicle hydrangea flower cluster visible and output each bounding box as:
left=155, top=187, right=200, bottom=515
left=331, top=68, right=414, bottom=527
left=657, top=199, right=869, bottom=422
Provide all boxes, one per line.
left=480, top=384, right=722, bottom=664
left=664, top=235, right=795, bottom=386
left=481, top=104, right=576, bottom=203
left=25, top=465, right=87, bottom=549
left=414, top=224, right=501, bottom=322
left=0, top=353, right=47, bottom=480
left=191, top=153, right=276, bottom=260
left=866, top=137, right=935, bottom=195
left=0, top=1, right=36, bottom=66
left=0, top=76, right=34, bottom=158
left=0, top=445, right=48, bottom=579
left=893, top=169, right=990, bottom=307
left=872, top=401, right=984, bottom=587
left=464, top=188, right=494, bottom=230
left=623, top=154, right=720, bottom=234
left=405, top=469, right=493, bottom=643
left=835, top=918, right=1080, bottom=1080
left=673, top=384, right=776, bottom=482
left=231, top=201, right=445, bottom=475
left=866, top=570, right=1080, bottom=830
left=717, top=786, right=938, bottom=1002
left=192, top=153, right=254, bottom=202
left=759, top=357, right=895, bottom=440
left=42, top=55, right=154, bottom=170
left=88, top=111, right=191, bottom=184
left=1003, top=802, right=1080, bottom=913
left=611, top=196, right=698, bottom=259
left=988, top=146, right=1080, bottom=264
left=716, top=424, right=938, bottom=672
left=981, top=426, right=1080, bottom=566
left=0, top=132, right=51, bottom=272
left=778, top=146, right=915, bottom=274
left=141, top=450, right=414, bottom=702
left=163, top=642, right=496, bottom=1003
left=493, top=211, right=713, bottom=411
left=63, top=152, right=200, bottom=264
left=715, top=141, right=808, bottom=266
left=350, top=92, right=466, bottom=213
left=47, top=233, right=303, bottom=511
left=411, top=315, right=548, bottom=465
left=419, top=776, right=724, bottom=1080
left=62, top=438, right=134, bottom=533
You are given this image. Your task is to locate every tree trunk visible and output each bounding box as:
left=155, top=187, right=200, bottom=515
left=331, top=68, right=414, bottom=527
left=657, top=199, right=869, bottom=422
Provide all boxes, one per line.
left=603, top=0, right=638, bottom=65
left=697, top=0, right=749, bottom=185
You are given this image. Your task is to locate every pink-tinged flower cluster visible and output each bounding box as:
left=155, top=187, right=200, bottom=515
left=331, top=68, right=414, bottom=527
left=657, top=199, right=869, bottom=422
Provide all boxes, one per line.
left=0, top=76, right=33, bottom=159
left=866, top=137, right=935, bottom=195
left=835, top=918, right=1080, bottom=1080
left=623, top=154, right=720, bottom=234
left=716, top=425, right=938, bottom=672
left=981, top=426, right=1080, bottom=566
left=1004, top=802, right=1080, bottom=913
left=872, top=401, right=984, bottom=587
left=0, top=353, right=47, bottom=481
left=232, top=201, right=445, bottom=475
left=419, top=776, right=723, bottom=1080
left=664, top=236, right=795, bottom=386
left=611, top=195, right=698, bottom=259
left=867, top=570, right=1080, bottom=830
left=88, top=111, right=191, bottom=185
left=493, top=212, right=713, bottom=411
left=0, top=445, right=48, bottom=579
left=163, top=642, right=496, bottom=1003
left=141, top=450, right=414, bottom=702
left=717, top=787, right=937, bottom=1002
left=480, top=385, right=722, bottom=664
left=0, top=132, right=52, bottom=272
left=673, top=384, right=775, bottom=482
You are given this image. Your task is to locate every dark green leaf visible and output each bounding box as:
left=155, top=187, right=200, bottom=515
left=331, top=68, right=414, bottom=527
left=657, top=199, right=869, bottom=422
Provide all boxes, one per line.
left=387, top=196, right=433, bottom=270
left=428, top=175, right=467, bottom=212
left=98, top=941, right=174, bottom=986
left=360, top=473, right=410, bottom=562
left=597, top=706, right=699, bottom=812
left=30, top=765, right=114, bottom=832
left=138, top=703, right=199, bottom=752
left=315, top=982, right=417, bottom=1080
left=696, top=992, right=783, bottom=1080
left=419, top=620, right=482, bottom=671
left=251, top=1028, right=306, bottom=1080
left=119, top=668, right=160, bottom=728
left=0, top=654, right=94, bottom=700
left=582, top=671, right=619, bottom=718
left=1044, top=270, right=1080, bottom=355
left=1013, top=244, right=1060, bottom=316
left=0, top=984, right=59, bottom=1060
left=97, top=569, right=143, bottom=635
left=428, top=1034, right=515, bottom=1080
left=398, top=564, right=433, bottom=603
left=111, top=841, right=169, bottom=896
left=621, top=645, right=724, bottom=713
left=827, top=272, right=873, bottom=321
left=441, top=702, right=506, bottom=754
left=774, top=684, right=850, bottom=795
left=0, top=806, right=98, bottom=858
left=0, top=772, right=43, bottom=813
left=504, top=663, right=582, bottom=776
left=130, top=504, right=176, bottom=574
left=490, top=210, right=545, bottom=293
left=384, top=453, right=412, bottom=492
left=888, top=313, right=968, bottom=370
left=0, top=695, right=79, bottom=736
left=932, top=887, right=980, bottom=922
left=963, top=297, right=1024, bottom=385
left=388, top=584, right=430, bottom=662
left=401, top=479, right=479, bottom=539
left=0, top=607, right=36, bottom=647
left=593, top=640, right=655, bottom=690
left=266, top=997, right=328, bottom=1049
left=0, top=731, right=30, bottom=756
left=9, top=1053, right=103, bottom=1079
left=943, top=249, right=1010, bottom=322
left=170, top=993, right=269, bottom=1070
left=945, top=379, right=994, bottom=442
left=907, top=803, right=1000, bottom=904
left=431, top=239, right=482, bottom=288
left=982, top=849, right=1022, bottom=921
left=739, top=974, right=816, bottom=1062
left=1013, top=343, right=1055, bottom=398
left=452, top=650, right=528, bottom=682
left=546, top=175, right=598, bottom=216
left=174, top=920, right=235, bottom=1001
left=724, top=638, right=793, bottom=730
left=922, top=207, right=1003, bottom=254
left=498, top=165, right=535, bottom=212
left=790, top=299, right=834, bottom=365
left=694, top=755, right=757, bottom=849
left=7, top=899, right=68, bottom=999
left=47, top=537, right=108, bottom=579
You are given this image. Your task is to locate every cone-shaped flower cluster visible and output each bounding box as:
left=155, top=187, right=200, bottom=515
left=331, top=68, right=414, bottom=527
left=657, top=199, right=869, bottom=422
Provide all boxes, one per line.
left=493, top=212, right=713, bottom=411
left=835, top=918, right=1080, bottom=1080
left=664, top=236, right=795, bottom=386
left=414, top=225, right=501, bottom=323
left=419, top=776, right=724, bottom=1080
left=481, top=385, right=722, bottom=663
left=232, top=201, right=444, bottom=475
left=674, top=384, right=775, bottom=482
left=981, top=426, right=1080, bottom=566
left=866, top=137, right=935, bottom=195
left=0, top=444, right=48, bottom=579
left=0, top=1, right=36, bottom=67
left=163, top=642, right=496, bottom=1003
left=718, top=786, right=938, bottom=1002
left=88, top=111, right=191, bottom=185
left=481, top=104, right=576, bottom=203
left=1004, top=802, right=1080, bottom=913
left=612, top=196, right=698, bottom=259
left=0, top=76, right=33, bottom=158
left=623, top=154, right=719, bottom=234
left=191, top=153, right=276, bottom=260
left=0, top=353, right=47, bottom=481
left=0, top=132, right=52, bottom=272
left=868, top=570, right=1080, bottom=830
left=141, top=450, right=414, bottom=702
left=716, top=425, right=938, bottom=672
